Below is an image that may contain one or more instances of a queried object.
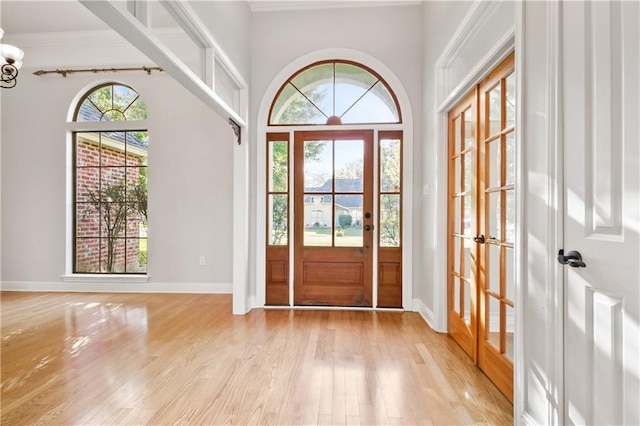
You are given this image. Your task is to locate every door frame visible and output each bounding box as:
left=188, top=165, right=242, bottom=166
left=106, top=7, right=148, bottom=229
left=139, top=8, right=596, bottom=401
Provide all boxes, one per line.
left=256, top=48, right=414, bottom=310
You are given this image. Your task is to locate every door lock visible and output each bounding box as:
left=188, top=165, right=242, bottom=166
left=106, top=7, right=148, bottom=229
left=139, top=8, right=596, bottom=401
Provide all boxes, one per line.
left=364, top=224, right=373, bottom=231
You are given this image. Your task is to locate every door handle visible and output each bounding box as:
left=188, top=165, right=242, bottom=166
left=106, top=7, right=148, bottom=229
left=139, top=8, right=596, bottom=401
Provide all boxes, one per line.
left=557, top=249, right=586, bottom=268
left=364, top=224, right=373, bottom=231
left=473, top=234, right=485, bottom=244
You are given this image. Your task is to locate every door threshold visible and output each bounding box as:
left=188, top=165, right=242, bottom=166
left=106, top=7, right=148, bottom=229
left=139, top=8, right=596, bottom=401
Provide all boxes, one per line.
left=263, top=305, right=405, bottom=312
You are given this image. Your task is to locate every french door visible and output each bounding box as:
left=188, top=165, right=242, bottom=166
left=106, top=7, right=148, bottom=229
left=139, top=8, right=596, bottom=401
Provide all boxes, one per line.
left=293, top=130, right=374, bottom=306
left=448, top=52, right=515, bottom=401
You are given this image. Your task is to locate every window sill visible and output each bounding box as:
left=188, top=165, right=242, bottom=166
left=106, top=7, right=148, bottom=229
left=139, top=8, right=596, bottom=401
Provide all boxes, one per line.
left=61, top=274, right=150, bottom=283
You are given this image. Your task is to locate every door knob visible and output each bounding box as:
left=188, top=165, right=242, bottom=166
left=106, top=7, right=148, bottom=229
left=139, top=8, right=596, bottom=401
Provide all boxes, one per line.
left=557, top=249, right=586, bottom=268
left=364, top=224, right=373, bottom=231
left=473, top=234, right=485, bottom=244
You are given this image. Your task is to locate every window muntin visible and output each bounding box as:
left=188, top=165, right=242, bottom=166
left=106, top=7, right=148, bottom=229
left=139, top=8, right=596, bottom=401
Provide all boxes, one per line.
left=73, top=84, right=148, bottom=274
left=269, top=61, right=401, bottom=126
left=75, top=83, right=147, bottom=122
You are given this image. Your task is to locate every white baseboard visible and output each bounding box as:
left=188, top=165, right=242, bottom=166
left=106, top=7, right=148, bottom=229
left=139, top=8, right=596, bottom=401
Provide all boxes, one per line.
left=0, top=281, right=232, bottom=294
left=413, top=298, right=439, bottom=331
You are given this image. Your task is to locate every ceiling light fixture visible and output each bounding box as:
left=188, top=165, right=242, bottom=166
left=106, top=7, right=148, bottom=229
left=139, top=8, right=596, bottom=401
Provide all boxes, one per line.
left=0, top=28, right=24, bottom=89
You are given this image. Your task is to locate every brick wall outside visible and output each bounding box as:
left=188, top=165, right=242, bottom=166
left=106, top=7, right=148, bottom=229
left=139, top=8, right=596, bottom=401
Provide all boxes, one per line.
left=75, top=138, right=147, bottom=273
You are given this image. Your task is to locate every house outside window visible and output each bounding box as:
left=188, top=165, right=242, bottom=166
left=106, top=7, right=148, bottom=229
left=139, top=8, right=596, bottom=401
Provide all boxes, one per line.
left=72, top=83, right=148, bottom=274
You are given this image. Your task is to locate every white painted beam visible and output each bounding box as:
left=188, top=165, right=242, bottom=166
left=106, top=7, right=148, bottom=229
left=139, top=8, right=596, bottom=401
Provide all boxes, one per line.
left=79, top=0, right=246, bottom=127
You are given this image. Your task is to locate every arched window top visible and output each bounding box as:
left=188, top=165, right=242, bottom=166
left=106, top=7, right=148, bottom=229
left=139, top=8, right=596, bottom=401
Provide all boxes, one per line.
left=74, top=83, right=147, bottom=122
left=269, top=60, right=401, bottom=126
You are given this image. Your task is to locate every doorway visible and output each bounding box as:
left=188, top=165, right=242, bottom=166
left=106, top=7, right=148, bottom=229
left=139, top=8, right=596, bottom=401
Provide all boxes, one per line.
left=448, top=52, right=515, bottom=401
left=294, top=130, right=373, bottom=306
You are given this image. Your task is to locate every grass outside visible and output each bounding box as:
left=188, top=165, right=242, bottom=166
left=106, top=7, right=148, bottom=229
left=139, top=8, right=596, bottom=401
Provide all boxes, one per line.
left=304, top=227, right=363, bottom=247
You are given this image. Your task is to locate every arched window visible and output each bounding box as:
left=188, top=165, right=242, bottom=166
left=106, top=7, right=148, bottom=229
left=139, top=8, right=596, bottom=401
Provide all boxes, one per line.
left=72, top=83, right=148, bottom=274
left=269, top=60, right=401, bottom=125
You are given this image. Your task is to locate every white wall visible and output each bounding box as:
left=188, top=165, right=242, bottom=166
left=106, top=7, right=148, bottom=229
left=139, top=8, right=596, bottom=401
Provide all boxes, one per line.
left=420, top=0, right=474, bottom=319
left=249, top=4, right=423, bottom=303
left=1, top=24, right=236, bottom=292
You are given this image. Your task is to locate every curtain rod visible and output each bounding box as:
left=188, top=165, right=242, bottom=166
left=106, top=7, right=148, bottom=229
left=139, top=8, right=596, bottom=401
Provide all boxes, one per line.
left=33, top=66, right=163, bottom=78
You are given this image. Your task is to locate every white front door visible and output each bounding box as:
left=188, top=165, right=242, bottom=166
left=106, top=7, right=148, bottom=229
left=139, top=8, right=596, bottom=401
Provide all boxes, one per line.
left=562, top=1, right=639, bottom=424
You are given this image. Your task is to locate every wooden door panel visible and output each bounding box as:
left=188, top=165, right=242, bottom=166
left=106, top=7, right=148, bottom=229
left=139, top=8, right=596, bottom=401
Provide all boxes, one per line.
left=294, top=131, right=373, bottom=307
left=266, top=246, right=289, bottom=305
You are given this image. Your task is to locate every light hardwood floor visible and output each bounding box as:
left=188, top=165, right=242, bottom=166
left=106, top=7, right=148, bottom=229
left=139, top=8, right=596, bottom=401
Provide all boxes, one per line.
left=1, top=292, right=512, bottom=425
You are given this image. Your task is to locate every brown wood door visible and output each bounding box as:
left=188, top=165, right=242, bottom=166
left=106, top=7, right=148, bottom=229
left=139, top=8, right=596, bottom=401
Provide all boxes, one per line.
left=447, top=90, right=479, bottom=362
left=294, top=130, right=373, bottom=306
left=447, top=53, right=515, bottom=403
left=477, top=52, right=515, bottom=402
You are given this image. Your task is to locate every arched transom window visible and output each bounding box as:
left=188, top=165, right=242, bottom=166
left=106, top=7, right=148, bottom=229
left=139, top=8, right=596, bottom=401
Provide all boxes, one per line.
left=72, top=83, right=148, bottom=274
left=269, top=60, right=401, bottom=125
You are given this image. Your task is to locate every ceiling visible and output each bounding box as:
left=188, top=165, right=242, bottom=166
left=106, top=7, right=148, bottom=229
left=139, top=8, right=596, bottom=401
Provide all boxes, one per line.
left=1, top=0, right=422, bottom=35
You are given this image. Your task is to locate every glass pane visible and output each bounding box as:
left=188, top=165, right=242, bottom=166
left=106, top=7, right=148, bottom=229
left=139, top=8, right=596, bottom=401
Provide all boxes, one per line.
left=100, top=202, right=127, bottom=239
left=271, top=83, right=327, bottom=124
left=76, top=238, right=100, bottom=273
left=335, top=195, right=363, bottom=247
left=304, top=141, right=332, bottom=190
left=453, top=277, right=461, bottom=315
left=380, top=139, right=401, bottom=192
left=380, top=194, right=400, bottom=247
left=113, top=84, right=138, bottom=113
left=341, top=81, right=400, bottom=124
left=453, top=236, right=461, bottom=274
left=304, top=198, right=332, bottom=246
left=506, top=131, right=515, bottom=185
left=463, top=152, right=472, bottom=193
left=488, top=191, right=501, bottom=241
left=124, top=98, right=147, bottom=121
left=101, top=167, right=126, bottom=189
left=77, top=100, right=103, bottom=122
left=99, top=133, right=126, bottom=166
left=506, top=189, right=515, bottom=243
left=269, top=195, right=288, bottom=245
left=335, top=62, right=379, bottom=117
left=464, top=109, right=473, bottom=149
left=454, top=157, right=461, bottom=194
left=489, top=84, right=502, bottom=136
left=335, top=139, right=363, bottom=192
left=463, top=194, right=472, bottom=237
left=463, top=239, right=472, bottom=279
left=488, top=139, right=501, bottom=189
left=128, top=169, right=147, bottom=222
left=506, top=247, right=515, bottom=302
left=464, top=279, right=472, bottom=325
left=76, top=203, right=100, bottom=238
left=100, top=237, right=125, bottom=273
left=291, top=63, right=334, bottom=118
left=76, top=133, right=99, bottom=166
left=88, top=85, right=112, bottom=115
left=453, top=196, right=461, bottom=235
left=488, top=295, right=501, bottom=349
left=76, top=167, right=99, bottom=203
left=488, top=244, right=501, bottom=295
left=454, top=116, right=462, bottom=152
left=126, top=210, right=142, bottom=239
left=506, top=72, right=516, bottom=129
left=269, top=141, right=288, bottom=192
left=125, top=238, right=146, bottom=273
left=125, top=131, right=148, bottom=153
left=506, top=304, right=515, bottom=360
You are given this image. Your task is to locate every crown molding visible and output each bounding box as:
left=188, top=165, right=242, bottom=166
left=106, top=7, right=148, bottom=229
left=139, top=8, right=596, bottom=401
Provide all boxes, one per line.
left=248, top=0, right=422, bottom=13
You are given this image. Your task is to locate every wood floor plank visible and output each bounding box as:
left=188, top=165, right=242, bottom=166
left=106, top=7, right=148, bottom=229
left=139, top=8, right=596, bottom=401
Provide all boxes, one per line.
left=1, top=292, right=512, bottom=425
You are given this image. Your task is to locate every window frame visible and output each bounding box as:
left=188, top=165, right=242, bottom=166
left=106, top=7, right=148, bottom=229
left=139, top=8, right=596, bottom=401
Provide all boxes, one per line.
left=268, top=60, right=403, bottom=126
left=66, top=82, right=149, bottom=278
